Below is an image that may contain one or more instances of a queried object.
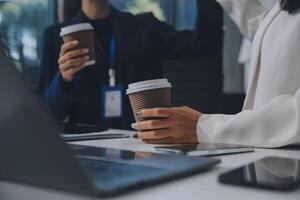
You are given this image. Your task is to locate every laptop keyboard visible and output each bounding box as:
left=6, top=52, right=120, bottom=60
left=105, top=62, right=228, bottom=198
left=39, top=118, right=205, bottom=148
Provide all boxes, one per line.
left=77, top=158, right=168, bottom=191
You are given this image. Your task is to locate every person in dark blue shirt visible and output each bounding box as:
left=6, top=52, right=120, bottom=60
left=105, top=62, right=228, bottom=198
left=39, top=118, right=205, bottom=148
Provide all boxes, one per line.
left=39, top=0, right=223, bottom=129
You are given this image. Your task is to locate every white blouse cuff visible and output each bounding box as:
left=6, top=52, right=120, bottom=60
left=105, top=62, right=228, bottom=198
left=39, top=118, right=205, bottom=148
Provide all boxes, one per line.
left=196, top=114, right=213, bottom=143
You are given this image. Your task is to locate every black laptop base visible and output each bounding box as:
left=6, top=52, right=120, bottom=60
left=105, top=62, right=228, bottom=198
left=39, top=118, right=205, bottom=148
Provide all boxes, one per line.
left=71, top=144, right=220, bottom=197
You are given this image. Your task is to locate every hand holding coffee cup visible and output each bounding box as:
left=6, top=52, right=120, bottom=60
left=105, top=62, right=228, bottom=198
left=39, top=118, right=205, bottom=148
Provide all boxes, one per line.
left=59, top=23, right=96, bottom=82
left=127, top=79, right=200, bottom=144
left=58, top=41, right=90, bottom=82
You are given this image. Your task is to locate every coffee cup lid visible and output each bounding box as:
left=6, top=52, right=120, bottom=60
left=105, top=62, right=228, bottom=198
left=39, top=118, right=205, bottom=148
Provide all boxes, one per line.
left=126, top=79, right=172, bottom=95
left=60, top=23, right=94, bottom=37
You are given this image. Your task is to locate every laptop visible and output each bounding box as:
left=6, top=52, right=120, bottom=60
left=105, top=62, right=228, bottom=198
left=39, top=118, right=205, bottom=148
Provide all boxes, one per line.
left=0, top=41, right=220, bottom=197
left=156, top=143, right=254, bottom=157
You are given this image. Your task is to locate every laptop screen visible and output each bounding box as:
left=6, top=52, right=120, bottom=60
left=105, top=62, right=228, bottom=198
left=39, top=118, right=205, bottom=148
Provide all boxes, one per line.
left=0, top=40, right=96, bottom=196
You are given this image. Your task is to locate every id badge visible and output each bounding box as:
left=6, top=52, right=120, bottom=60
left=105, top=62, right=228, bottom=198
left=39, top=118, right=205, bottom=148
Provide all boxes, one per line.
left=101, top=84, right=124, bottom=118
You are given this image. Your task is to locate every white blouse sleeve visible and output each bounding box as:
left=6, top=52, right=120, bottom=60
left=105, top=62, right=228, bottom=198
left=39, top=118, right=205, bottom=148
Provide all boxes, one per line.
left=197, top=90, right=300, bottom=148
left=216, top=0, right=269, bottom=40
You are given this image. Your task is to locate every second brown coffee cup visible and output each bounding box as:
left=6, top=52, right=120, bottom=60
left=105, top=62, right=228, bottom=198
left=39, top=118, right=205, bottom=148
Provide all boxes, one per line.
left=126, top=79, right=172, bottom=122
left=60, top=23, right=96, bottom=66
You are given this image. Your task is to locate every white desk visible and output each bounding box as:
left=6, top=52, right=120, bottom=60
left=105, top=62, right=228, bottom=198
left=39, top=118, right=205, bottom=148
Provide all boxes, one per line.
left=1, top=138, right=300, bottom=200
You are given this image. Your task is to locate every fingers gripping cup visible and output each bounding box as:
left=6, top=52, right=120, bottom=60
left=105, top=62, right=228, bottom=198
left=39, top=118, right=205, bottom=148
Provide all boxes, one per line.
left=126, top=79, right=172, bottom=122
left=60, top=23, right=96, bottom=66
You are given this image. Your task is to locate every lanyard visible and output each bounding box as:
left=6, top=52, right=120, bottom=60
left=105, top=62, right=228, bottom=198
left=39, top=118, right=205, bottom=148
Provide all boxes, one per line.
left=109, top=36, right=117, bottom=87
left=95, top=35, right=117, bottom=87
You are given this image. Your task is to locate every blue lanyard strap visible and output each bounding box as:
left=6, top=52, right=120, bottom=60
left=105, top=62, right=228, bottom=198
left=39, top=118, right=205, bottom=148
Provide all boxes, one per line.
left=110, top=36, right=117, bottom=70
left=95, top=35, right=117, bottom=86
left=109, top=36, right=117, bottom=86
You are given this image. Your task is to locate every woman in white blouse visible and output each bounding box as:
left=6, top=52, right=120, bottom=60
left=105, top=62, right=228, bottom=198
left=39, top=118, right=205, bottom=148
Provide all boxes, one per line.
left=132, top=0, right=300, bottom=148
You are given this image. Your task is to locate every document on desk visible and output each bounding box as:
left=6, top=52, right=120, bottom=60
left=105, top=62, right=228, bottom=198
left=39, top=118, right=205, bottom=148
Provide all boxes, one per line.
left=61, top=129, right=137, bottom=142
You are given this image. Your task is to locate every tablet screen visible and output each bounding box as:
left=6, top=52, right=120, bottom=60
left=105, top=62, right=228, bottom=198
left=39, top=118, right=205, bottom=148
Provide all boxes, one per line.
left=219, top=157, right=300, bottom=191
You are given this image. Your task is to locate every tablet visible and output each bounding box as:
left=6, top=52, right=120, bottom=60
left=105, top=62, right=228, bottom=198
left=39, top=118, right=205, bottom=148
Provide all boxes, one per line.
left=155, top=143, right=254, bottom=156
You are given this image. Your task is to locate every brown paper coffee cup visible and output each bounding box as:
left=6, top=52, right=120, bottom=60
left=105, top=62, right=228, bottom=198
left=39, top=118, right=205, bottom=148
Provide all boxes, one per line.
left=127, top=79, right=172, bottom=122
left=60, top=23, right=96, bottom=66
